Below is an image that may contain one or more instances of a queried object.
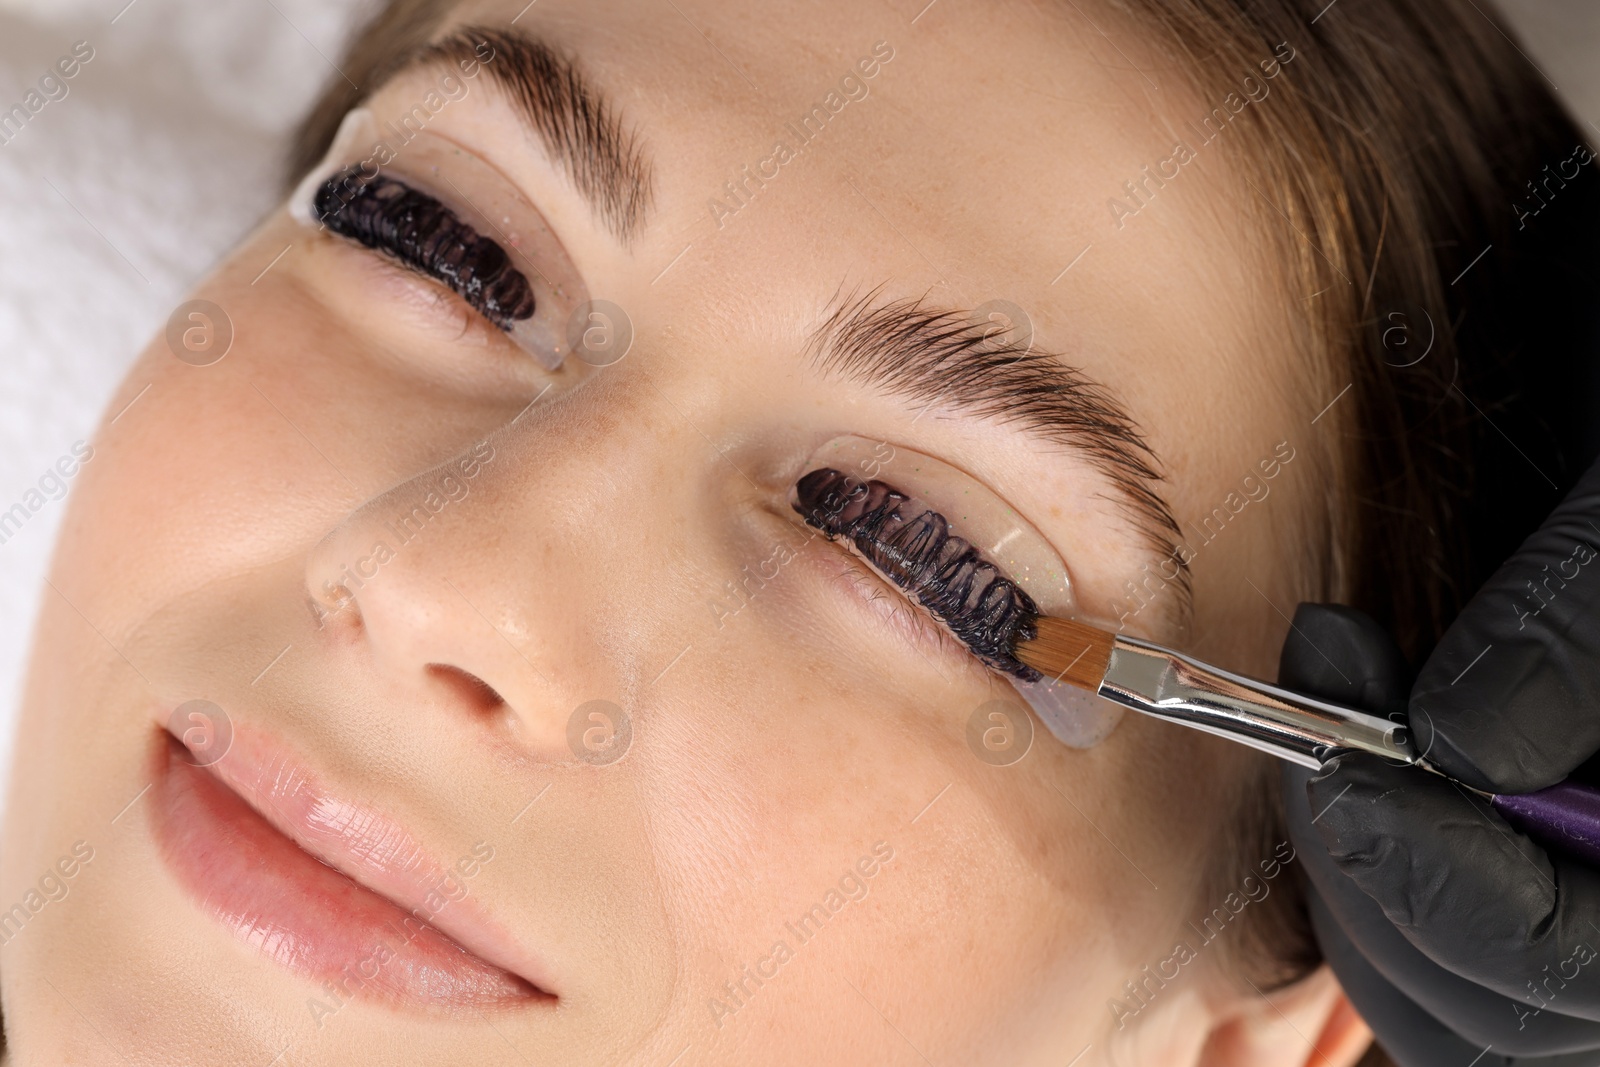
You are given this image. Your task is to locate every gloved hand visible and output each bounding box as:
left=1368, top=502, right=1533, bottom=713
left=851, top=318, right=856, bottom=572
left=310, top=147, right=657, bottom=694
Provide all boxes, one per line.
left=1280, top=457, right=1600, bottom=1066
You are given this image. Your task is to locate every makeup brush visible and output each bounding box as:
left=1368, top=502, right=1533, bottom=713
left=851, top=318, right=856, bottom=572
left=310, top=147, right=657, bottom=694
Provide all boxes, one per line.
left=1012, top=614, right=1600, bottom=867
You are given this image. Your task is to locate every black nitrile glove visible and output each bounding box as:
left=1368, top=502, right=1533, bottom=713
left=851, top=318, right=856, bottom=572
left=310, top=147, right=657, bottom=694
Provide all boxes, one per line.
left=1280, top=457, right=1600, bottom=1066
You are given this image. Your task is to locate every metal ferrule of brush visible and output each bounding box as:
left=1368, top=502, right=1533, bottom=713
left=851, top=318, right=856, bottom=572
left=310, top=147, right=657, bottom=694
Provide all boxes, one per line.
left=1097, top=635, right=1417, bottom=769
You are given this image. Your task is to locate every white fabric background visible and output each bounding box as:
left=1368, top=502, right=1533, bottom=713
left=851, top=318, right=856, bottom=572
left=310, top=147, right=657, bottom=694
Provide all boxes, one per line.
left=0, top=0, right=374, bottom=801
left=0, top=0, right=1594, bottom=801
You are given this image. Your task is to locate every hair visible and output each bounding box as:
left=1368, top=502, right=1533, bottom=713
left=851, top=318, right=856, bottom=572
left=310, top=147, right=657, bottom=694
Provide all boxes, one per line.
left=285, top=1, right=1600, bottom=1062
left=1096, top=0, right=1600, bottom=1062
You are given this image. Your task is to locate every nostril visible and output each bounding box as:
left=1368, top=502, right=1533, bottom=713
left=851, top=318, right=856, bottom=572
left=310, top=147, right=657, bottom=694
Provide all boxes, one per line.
left=426, top=664, right=506, bottom=715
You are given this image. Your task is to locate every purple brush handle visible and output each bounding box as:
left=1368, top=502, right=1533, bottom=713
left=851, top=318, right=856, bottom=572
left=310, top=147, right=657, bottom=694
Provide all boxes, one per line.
left=1492, top=781, right=1600, bottom=868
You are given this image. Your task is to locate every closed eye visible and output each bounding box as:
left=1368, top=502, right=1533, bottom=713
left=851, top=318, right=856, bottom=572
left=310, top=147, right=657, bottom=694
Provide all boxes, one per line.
left=314, top=167, right=536, bottom=335
left=793, top=467, right=1043, bottom=681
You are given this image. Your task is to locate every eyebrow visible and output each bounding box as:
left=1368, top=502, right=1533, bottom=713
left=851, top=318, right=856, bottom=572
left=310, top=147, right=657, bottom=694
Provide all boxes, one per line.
left=806, top=290, right=1190, bottom=601
left=378, top=26, right=653, bottom=242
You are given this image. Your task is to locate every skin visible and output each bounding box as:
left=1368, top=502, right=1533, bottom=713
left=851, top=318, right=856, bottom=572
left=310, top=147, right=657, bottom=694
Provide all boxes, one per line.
left=2, top=0, right=1376, bottom=1064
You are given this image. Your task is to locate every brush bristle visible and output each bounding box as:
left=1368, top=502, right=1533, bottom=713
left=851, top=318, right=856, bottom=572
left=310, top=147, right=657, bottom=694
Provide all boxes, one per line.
left=1014, top=615, right=1114, bottom=690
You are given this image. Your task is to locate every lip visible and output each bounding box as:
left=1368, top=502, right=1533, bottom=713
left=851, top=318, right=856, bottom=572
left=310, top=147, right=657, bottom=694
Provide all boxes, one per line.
left=148, top=724, right=555, bottom=1010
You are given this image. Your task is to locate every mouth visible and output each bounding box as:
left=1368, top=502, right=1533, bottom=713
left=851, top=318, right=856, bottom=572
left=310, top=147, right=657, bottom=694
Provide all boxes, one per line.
left=148, top=724, right=555, bottom=1011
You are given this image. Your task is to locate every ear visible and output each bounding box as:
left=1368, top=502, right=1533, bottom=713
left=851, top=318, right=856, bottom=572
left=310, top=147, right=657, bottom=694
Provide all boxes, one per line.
left=1198, top=965, right=1373, bottom=1067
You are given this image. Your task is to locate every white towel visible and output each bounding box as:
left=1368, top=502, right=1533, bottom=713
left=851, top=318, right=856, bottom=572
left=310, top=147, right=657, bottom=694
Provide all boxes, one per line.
left=0, top=0, right=370, bottom=792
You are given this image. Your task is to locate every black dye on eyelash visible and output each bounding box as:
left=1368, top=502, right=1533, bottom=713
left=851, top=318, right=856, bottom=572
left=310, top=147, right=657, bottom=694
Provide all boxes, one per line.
left=793, top=468, right=1042, bottom=681
left=313, top=165, right=536, bottom=331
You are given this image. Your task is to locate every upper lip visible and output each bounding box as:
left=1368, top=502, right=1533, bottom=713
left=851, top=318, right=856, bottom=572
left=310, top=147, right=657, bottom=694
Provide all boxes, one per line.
left=172, top=722, right=555, bottom=999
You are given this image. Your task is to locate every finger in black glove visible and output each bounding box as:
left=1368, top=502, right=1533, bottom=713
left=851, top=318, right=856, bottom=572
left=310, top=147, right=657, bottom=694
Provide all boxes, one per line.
left=1282, top=603, right=1600, bottom=1066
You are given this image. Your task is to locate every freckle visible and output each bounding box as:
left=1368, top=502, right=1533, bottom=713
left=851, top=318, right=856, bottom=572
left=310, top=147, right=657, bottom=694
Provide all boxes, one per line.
left=1049, top=505, right=1063, bottom=519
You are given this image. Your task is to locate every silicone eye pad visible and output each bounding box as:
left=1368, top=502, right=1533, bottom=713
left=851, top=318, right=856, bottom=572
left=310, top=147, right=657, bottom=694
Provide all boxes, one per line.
left=794, top=436, right=1124, bottom=748
left=290, top=108, right=587, bottom=371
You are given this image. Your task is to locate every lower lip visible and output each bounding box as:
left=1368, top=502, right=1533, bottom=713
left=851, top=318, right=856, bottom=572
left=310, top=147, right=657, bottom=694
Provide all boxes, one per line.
left=149, top=734, right=539, bottom=1008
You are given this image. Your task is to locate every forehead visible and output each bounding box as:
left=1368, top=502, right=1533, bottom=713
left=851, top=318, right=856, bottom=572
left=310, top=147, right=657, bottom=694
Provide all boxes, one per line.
left=438, top=0, right=1228, bottom=271
left=449, top=0, right=1293, bottom=355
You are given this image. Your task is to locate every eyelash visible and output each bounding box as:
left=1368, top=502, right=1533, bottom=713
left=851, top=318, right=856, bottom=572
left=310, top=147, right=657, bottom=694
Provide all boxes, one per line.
left=792, top=468, right=1042, bottom=681
left=312, top=165, right=535, bottom=332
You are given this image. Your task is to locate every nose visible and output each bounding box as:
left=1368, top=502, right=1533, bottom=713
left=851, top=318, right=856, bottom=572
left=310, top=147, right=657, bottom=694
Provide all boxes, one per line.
left=304, top=433, right=577, bottom=754
left=302, top=379, right=700, bottom=758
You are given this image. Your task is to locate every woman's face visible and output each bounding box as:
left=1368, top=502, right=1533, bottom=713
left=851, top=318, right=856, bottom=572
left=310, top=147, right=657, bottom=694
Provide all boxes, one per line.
left=3, top=1, right=1331, bottom=1063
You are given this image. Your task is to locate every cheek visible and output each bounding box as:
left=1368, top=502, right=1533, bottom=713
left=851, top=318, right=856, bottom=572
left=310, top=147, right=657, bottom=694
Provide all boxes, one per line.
left=56, top=328, right=333, bottom=626
left=635, top=641, right=1127, bottom=1050
left=56, top=219, right=534, bottom=627
left=633, top=655, right=875, bottom=917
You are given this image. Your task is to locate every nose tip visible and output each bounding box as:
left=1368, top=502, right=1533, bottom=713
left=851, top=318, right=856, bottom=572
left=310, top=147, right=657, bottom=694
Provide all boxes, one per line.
left=298, top=443, right=584, bottom=759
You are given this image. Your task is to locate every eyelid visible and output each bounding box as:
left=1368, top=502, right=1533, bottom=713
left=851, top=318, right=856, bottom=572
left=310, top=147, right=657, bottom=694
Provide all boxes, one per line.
left=289, top=107, right=589, bottom=372
left=799, top=436, right=1075, bottom=614
left=794, top=436, right=1124, bottom=748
